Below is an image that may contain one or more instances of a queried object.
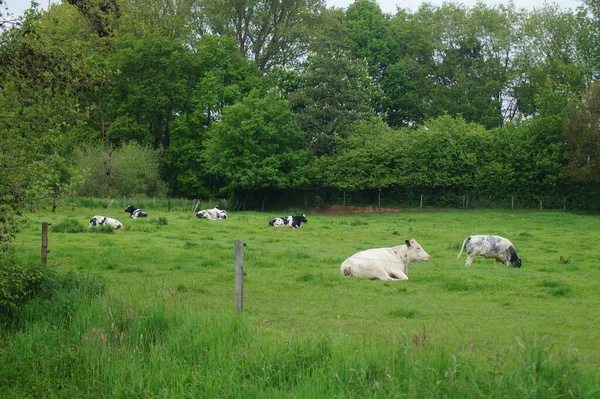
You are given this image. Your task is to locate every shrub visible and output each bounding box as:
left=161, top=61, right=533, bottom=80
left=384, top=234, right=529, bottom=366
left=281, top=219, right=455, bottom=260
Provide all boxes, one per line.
left=0, top=264, right=52, bottom=323
left=51, top=218, right=85, bottom=233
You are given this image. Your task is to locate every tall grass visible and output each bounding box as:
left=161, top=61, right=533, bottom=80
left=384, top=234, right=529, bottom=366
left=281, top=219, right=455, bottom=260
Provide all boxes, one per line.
left=2, top=204, right=599, bottom=397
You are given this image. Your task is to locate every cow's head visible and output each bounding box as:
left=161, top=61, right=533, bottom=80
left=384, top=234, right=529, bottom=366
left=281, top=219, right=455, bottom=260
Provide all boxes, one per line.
left=405, top=239, right=432, bottom=262
left=298, top=214, right=308, bottom=223
left=124, top=205, right=136, bottom=214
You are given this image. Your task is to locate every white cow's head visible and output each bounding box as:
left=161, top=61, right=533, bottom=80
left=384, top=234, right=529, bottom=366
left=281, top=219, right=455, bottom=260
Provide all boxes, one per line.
left=404, top=239, right=431, bottom=262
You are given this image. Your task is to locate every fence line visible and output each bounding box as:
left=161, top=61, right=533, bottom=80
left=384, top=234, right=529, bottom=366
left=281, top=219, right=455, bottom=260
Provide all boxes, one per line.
left=28, top=193, right=596, bottom=213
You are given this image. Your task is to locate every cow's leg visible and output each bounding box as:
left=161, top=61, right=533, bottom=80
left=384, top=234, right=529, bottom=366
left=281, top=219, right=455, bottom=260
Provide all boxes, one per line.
left=465, top=254, right=475, bottom=266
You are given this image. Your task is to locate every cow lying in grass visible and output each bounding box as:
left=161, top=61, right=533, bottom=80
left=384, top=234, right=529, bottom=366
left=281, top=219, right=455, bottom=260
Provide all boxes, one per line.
left=124, top=205, right=148, bottom=218
left=196, top=206, right=227, bottom=220
left=269, top=214, right=308, bottom=228
left=340, top=239, right=431, bottom=280
left=89, top=215, right=123, bottom=230
left=457, top=235, right=522, bottom=267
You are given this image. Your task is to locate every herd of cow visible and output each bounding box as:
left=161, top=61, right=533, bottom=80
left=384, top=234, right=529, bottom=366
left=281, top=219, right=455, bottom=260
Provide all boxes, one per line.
left=88, top=206, right=522, bottom=281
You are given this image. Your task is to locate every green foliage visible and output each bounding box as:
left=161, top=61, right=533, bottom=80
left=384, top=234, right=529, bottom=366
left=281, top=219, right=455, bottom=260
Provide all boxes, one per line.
left=73, top=142, right=167, bottom=198
left=51, top=218, right=85, bottom=233
left=0, top=264, right=48, bottom=323
left=204, top=90, right=309, bottom=193
left=89, top=225, right=115, bottom=234
left=563, top=83, right=600, bottom=183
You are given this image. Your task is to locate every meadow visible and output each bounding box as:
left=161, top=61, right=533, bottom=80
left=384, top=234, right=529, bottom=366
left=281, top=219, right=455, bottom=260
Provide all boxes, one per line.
left=2, top=201, right=599, bottom=398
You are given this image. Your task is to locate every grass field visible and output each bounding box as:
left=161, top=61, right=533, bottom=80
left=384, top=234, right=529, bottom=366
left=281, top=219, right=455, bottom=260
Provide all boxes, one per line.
left=2, top=204, right=600, bottom=397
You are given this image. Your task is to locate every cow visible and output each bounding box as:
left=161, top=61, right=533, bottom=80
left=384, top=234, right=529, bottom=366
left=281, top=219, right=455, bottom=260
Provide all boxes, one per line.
left=340, top=239, right=431, bottom=280
left=457, top=235, right=522, bottom=268
left=89, top=215, right=123, bottom=230
left=196, top=206, right=227, bottom=220
left=124, top=205, right=148, bottom=218
left=268, top=214, right=308, bottom=228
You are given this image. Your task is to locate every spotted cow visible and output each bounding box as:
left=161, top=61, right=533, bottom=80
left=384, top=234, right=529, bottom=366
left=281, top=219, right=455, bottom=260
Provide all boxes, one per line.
left=124, top=205, right=148, bottom=218
left=457, top=235, right=522, bottom=267
left=268, top=214, right=308, bottom=228
left=89, top=215, right=123, bottom=230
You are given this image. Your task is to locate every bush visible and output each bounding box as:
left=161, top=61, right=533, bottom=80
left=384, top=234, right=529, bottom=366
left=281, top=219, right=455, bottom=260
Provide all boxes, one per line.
left=0, top=265, right=105, bottom=327
left=0, top=264, right=52, bottom=323
left=51, top=218, right=85, bottom=233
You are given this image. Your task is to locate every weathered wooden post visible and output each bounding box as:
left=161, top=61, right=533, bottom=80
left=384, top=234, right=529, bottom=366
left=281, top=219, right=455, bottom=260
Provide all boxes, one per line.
left=234, top=240, right=245, bottom=313
left=167, top=197, right=171, bottom=212
left=420, top=194, right=423, bottom=209
left=540, top=200, right=543, bottom=211
left=41, top=222, right=49, bottom=266
left=512, top=196, right=515, bottom=210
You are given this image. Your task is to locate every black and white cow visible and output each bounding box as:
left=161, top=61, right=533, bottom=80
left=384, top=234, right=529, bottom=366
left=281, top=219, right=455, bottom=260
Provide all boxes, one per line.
left=457, top=235, right=522, bottom=268
left=196, top=206, right=227, bottom=220
left=268, top=214, right=308, bottom=228
left=89, top=215, right=123, bottom=230
left=124, top=205, right=148, bottom=218
left=340, top=239, right=431, bottom=280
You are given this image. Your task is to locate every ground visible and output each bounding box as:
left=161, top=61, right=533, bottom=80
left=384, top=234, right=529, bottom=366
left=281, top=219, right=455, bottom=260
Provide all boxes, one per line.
left=308, top=204, right=402, bottom=215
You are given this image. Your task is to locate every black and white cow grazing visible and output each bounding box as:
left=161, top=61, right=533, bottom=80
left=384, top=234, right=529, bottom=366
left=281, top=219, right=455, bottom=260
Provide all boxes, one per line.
left=89, top=215, right=123, bottom=230
left=124, top=205, right=148, bottom=218
left=340, top=239, right=431, bottom=280
left=268, top=214, right=308, bottom=228
left=457, top=235, right=522, bottom=268
left=196, top=206, right=227, bottom=220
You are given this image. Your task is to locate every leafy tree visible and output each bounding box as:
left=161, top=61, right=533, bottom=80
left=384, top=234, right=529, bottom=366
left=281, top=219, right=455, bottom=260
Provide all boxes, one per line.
left=163, top=35, right=263, bottom=197
left=74, top=142, right=166, bottom=198
left=197, top=0, right=325, bottom=72
left=563, top=82, right=600, bottom=183
left=321, top=120, right=404, bottom=193
left=203, top=90, right=308, bottom=198
left=344, top=0, right=395, bottom=82
left=0, top=5, right=103, bottom=261
left=511, top=4, right=586, bottom=117
left=100, top=32, right=196, bottom=148
left=287, top=8, right=382, bottom=156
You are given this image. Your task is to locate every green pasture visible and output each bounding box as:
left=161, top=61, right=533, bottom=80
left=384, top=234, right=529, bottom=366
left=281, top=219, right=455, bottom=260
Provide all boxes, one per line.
left=3, top=204, right=600, bottom=397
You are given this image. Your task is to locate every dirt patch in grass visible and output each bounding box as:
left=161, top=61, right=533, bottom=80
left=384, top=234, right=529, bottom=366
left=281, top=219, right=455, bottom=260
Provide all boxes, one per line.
left=308, top=205, right=402, bottom=215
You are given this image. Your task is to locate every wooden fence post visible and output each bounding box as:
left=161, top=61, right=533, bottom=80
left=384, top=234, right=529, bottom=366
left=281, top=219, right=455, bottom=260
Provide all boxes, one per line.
left=540, top=200, right=543, bottom=211
left=420, top=194, right=423, bottom=209
left=512, top=196, right=515, bottom=210
left=234, top=240, right=245, bottom=313
left=168, top=197, right=171, bottom=212
left=41, top=222, right=49, bottom=266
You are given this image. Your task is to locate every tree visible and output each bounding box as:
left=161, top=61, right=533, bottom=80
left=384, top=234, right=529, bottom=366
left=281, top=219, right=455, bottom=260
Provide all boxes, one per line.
left=73, top=142, right=166, bottom=198
left=287, top=8, right=382, bottom=156
left=162, top=35, right=263, bottom=197
left=100, top=32, right=196, bottom=148
left=197, top=0, right=325, bottom=72
left=203, top=90, right=309, bottom=198
left=321, top=120, right=404, bottom=193
left=563, top=83, right=600, bottom=183
left=511, top=4, right=587, bottom=117
left=0, top=5, right=101, bottom=261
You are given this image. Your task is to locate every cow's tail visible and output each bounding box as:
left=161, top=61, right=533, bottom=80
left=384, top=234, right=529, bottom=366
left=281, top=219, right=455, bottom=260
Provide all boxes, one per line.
left=457, top=236, right=469, bottom=259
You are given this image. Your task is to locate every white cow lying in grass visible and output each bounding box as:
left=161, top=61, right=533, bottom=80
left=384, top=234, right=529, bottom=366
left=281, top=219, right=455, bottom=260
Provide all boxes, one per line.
left=89, top=215, right=123, bottom=230
left=340, top=239, right=431, bottom=280
left=196, top=206, right=227, bottom=220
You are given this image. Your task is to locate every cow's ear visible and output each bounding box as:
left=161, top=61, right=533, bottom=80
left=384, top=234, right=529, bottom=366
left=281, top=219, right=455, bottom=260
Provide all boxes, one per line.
left=405, top=239, right=411, bottom=247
